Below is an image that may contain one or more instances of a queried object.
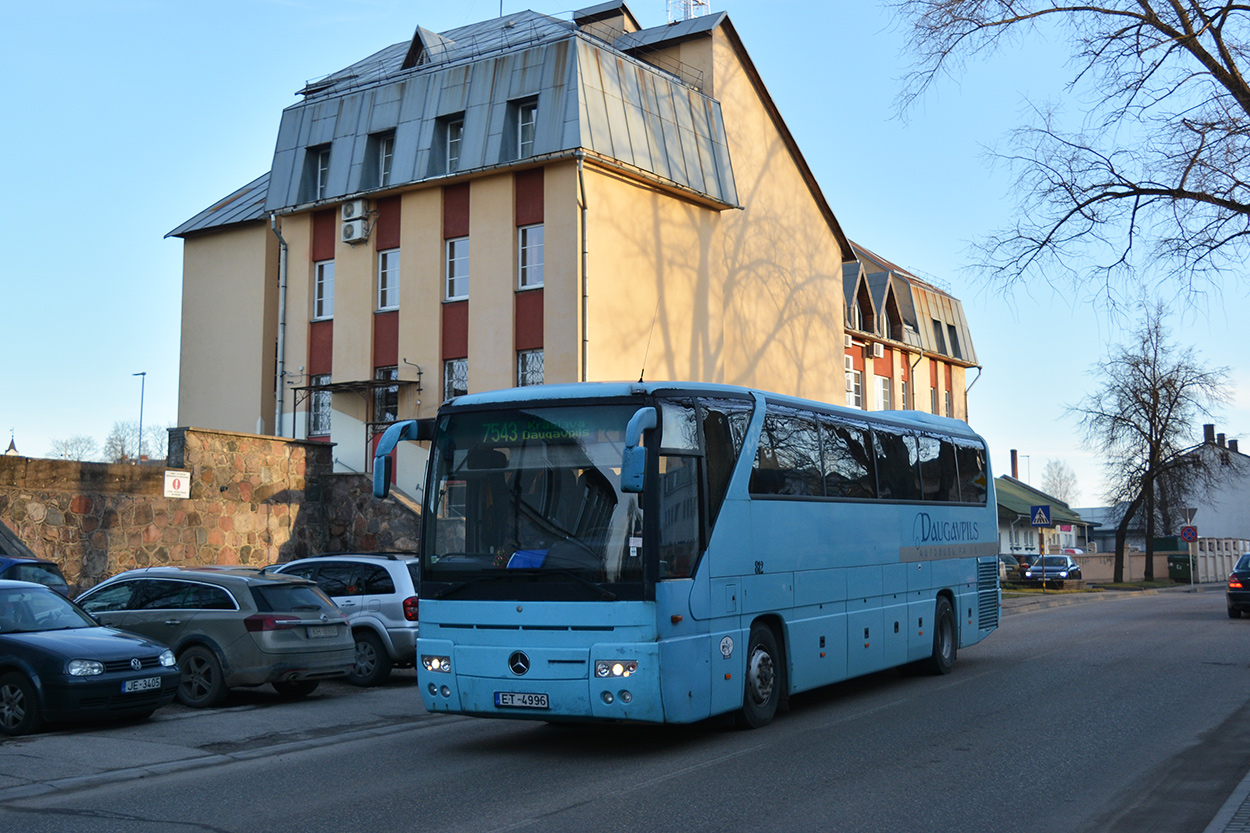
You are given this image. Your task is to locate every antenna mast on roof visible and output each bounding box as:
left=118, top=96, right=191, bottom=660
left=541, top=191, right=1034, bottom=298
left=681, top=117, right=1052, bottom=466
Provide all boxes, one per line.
left=667, top=0, right=710, bottom=23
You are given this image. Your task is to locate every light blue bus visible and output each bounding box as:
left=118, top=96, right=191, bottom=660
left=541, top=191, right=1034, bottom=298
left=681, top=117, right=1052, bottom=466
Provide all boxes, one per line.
left=373, top=382, right=999, bottom=728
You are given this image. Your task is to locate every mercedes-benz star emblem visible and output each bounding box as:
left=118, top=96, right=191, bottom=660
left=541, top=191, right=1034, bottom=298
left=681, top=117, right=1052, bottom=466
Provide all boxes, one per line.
left=130, top=658, right=142, bottom=671
left=508, top=651, right=530, bottom=676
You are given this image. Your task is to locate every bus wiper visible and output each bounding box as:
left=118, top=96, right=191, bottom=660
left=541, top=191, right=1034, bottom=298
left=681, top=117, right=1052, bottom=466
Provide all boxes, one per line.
left=522, top=567, right=617, bottom=601
left=432, top=572, right=514, bottom=599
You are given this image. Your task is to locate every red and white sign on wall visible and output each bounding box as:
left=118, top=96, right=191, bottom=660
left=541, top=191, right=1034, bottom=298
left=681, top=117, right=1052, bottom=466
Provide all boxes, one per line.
left=164, top=470, right=191, bottom=499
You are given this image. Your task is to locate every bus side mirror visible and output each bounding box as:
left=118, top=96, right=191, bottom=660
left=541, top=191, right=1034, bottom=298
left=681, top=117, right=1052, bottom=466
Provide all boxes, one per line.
left=372, top=419, right=436, bottom=499
left=620, top=407, right=657, bottom=493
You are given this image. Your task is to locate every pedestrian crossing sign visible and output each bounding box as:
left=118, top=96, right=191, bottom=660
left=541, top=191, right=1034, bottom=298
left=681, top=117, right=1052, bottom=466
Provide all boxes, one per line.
left=1030, top=505, right=1052, bottom=527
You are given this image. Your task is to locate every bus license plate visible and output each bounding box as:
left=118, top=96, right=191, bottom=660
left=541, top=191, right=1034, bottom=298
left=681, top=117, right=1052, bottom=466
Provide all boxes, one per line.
left=122, top=677, right=161, bottom=693
left=307, top=625, right=338, bottom=638
left=495, top=691, right=549, bottom=709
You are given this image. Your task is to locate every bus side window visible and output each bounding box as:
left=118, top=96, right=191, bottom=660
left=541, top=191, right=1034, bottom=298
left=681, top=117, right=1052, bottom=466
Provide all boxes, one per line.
left=750, top=407, right=822, bottom=497
left=918, top=435, right=959, bottom=501
left=658, top=454, right=700, bottom=578
left=819, top=416, right=876, bottom=499
left=699, top=397, right=753, bottom=524
left=954, top=440, right=988, bottom=504
left=873, top=427, right=921, bottom=501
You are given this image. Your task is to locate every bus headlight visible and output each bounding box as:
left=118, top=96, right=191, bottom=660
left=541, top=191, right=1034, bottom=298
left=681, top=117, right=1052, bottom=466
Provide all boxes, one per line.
left=422, top=655, right=452, bottom=673
left=595, top=660, right=637, bottom=678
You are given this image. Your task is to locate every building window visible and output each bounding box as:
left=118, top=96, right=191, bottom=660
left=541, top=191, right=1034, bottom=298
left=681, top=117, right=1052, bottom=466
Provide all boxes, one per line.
left=447, top=118, right=464, bottom=172
left=314, top=260, right=334, bottom=320
left=845, top=371, right=862, bottom=409
left=517, top=349, right=544, bottom=386
left=374, top=366, right=399, bottom=423
left=379, top=133, right=394, bottom=187
left=309, top=374, right=331, bottom=436
left=446, top=237, right=469, bottom=300
left=932, top=319, right=947, bottom=355
left=444, top=358, right=468, bottom=399
left=901, top=380, right=910, bottom=410
left=377, top=249, right=400, bottom=311
left=944, top=390, right=952, bottom=418
left=518, top=101, right=537, bottom=158
left=316, top=147, right=331, bottom=200
left=518, top=224, right=544, bottom=289
left=930, top=386, right=939, bottom=415
left=947, top=324, right=963, bottom=360
left=876, top=376, right=892, bottom=411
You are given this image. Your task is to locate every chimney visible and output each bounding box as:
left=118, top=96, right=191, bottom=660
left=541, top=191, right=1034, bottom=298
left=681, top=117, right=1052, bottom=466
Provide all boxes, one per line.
left=1011, top=449, right=1019, bottom=479
left=1218, top=433, right=1227, bottom=448
left=1231, top=439, right=1240, bottom=454
left=1204, top=424, right=1216, bottom=443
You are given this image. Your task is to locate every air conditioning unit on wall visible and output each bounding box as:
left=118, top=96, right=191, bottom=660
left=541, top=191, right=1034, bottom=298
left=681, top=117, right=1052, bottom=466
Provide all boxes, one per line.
left=872, top=343, right=884, bottom=359
left=843, top=335, right=854, bottom=348
left=341, top=199, right=369, bottom=221
left=342, top=218, right=368, bottom=244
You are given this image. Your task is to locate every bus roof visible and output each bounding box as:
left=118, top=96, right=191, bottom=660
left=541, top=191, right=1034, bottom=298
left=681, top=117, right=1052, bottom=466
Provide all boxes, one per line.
left=444, top=382, right=986, bottom=442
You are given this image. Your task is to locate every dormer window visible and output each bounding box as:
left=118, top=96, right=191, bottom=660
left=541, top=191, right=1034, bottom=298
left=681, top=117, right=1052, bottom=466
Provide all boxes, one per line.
left=378, top=133, right=394, bottom=187
left=518, top=101, right=537, bottom=158
left=316, top=147, right=331, bottom=200
left=447, top=118, right=464, bottom=172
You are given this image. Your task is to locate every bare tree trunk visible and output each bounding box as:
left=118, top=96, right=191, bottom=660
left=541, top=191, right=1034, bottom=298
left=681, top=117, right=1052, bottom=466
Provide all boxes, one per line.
left=1113, top=490, right=1146, bottom=583
left=1143, top=480, right=1156, bottom=581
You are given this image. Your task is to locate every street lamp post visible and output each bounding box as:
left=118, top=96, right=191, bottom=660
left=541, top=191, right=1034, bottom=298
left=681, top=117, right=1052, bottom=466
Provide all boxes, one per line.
left=133, top=372, right=146, bottom=464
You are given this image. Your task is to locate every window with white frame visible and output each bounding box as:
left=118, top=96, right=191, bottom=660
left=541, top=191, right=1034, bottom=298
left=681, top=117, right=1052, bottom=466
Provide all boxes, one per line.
left=444, top=358, right=468, bottom=399
left=316, top=148, right=331, bottom=200
left=447, top=118, right=464, bottom=171
left=309, top=374, right=331, bottom=436
left=844, top=357, right=862, bottom=408
left=445, top=237, right=469, bottom=300
left=518, top=224, right=544, bottom=289
left=378, top=133, right=394, bottom=187
left=314, top=260, right=334, bottom=320
left=876, top=376, right=892, bottom=411
left=901, top=380, right=910, bottom=410
left=377, top=249, right=400, bottom=310
left=517, top=349, right=544, bottom=386
left=944, top=390, right=952, bottom=417
left=518, top=101, right=537, bottom=158
left=374, top=366, right=399, bottom=423
left=930, top=386, right=939, bottom=415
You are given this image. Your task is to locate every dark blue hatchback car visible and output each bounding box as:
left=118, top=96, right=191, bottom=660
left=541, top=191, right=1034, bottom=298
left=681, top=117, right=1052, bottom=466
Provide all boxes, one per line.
left=0, top=556, right=71, bottom=595
left=0, top=580, right=180, bottom=735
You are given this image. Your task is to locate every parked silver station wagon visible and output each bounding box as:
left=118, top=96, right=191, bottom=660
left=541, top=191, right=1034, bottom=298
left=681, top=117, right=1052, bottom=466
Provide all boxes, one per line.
left=76, top=567, right=353, bottom=707
left=271, top=553, right=419, bottom=686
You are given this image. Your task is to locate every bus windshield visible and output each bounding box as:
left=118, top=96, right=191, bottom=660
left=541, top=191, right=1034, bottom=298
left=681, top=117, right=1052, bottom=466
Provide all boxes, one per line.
left=424, top=403, right=644, bottom=592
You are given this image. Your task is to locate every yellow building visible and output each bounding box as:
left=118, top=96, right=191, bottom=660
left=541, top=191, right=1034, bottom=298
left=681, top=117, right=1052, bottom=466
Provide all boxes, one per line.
left=168, top=3, right=979, bottom=475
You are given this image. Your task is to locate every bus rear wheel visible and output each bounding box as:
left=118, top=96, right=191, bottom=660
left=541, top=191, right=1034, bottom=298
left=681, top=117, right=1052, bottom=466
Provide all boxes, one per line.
left=738, top=623, right=783, bottom=729
left=921, top=597, right=957, bottom=675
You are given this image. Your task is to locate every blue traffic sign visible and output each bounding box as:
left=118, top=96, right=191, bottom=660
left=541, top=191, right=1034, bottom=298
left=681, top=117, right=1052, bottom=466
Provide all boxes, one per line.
left=1180, top=525, right=1198, bottom=543
left=1030, top=505, right=1052, bottom=527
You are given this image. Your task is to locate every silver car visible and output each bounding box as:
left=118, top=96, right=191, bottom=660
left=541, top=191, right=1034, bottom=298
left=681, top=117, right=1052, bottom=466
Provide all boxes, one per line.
left=76, top=567, right=353, bottom=707
left=271, top=554, right=419, bottom=686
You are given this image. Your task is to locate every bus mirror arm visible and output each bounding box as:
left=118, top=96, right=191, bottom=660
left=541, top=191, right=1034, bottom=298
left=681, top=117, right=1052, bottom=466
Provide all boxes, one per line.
left=620, top=407, right=657, bottom=493
left=372, top=418, right=436, bottom=499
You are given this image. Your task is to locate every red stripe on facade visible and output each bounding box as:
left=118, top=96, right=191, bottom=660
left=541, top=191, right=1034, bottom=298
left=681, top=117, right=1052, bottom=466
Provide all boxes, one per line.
left=374, top=310, right=398, bottom=367
left=442, top=300, right=468, bottom=359
left=514, top=169, right=544, bottom=226
left=443, top=183, right=469, bottom=239
left=312, top=209, right=335, bottom=262
left=374, top=196, right=401, bottom=250
left=308, top=320, right=333, bottom=375
left=515, top=289, right=543, bottom=351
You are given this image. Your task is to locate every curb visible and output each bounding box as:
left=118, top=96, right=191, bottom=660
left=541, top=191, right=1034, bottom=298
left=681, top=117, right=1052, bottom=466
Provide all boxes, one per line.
left=1002, top=583, right=1216, bottom=616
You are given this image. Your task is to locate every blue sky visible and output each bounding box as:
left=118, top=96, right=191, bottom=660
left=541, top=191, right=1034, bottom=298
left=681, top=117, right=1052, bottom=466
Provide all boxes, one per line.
left=2, top=0, right=1246, bottom=507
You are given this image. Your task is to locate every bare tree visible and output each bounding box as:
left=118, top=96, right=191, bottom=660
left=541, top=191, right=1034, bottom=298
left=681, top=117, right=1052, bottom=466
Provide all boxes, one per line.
left=1040, top=458, right=1078, bottom=504
left=1072, top=303, right=1229, bottom=581
left=47, top=435, right=99, bottom=462
left=892, top=1, right=1250, bottom=296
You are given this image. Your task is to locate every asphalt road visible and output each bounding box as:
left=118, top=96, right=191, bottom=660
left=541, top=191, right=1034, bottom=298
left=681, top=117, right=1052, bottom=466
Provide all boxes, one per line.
left=1, top=588, right=1247, bottom=833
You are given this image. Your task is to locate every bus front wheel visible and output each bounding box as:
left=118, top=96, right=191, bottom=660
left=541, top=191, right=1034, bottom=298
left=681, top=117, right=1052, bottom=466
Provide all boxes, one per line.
left=922, top=597, right=957, bottom=675
left=739, top=623, right=783, bottom=729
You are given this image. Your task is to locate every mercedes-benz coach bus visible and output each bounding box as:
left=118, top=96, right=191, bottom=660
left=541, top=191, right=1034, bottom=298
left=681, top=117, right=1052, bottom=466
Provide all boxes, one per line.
left=373, top=382, right=999, bottom=728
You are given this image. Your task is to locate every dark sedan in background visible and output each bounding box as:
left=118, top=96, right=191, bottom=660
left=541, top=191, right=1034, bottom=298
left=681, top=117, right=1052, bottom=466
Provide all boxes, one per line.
left=1020, top=554, right=1083, bottom=587
left=1226, top=554, right=1250, bottom=618
left=0, top=580, right=180, bottom=735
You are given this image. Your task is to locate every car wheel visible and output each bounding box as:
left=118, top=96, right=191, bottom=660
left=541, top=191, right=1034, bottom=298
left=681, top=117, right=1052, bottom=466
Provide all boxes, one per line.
left=921, top=597, right=958, bottom=676
left=348, top=630, right=393, bottom=687
left=737, top=623, right=783, bottom=729
left=272, top=679, right=320, bottom=698
left=1230, top=607, right=1243, bottom=619
left=177, top=645, right=228, bottom=708
left=0, top=672, right=43, bottom=736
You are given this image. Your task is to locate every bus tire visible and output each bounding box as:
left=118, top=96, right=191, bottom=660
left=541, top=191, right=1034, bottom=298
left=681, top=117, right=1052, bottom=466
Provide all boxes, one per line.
left=738, top=623, right=783, bottom=729
left=922, top=597, right=957, bottom=676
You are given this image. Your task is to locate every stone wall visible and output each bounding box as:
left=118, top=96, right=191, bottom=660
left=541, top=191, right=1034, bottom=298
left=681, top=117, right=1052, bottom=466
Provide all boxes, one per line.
left=0, top=427, right=420, bottom=591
